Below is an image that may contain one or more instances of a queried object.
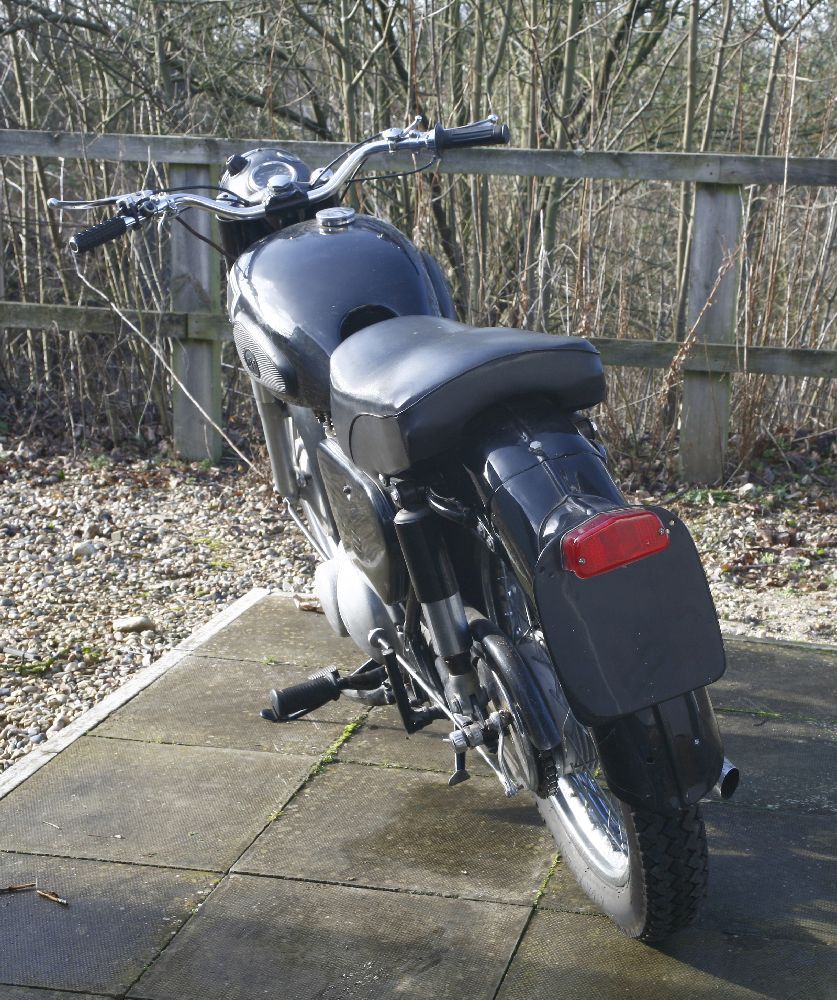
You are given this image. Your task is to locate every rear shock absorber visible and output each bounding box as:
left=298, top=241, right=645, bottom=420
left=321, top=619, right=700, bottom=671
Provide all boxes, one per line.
left=393, top=497, right=476, bottom=712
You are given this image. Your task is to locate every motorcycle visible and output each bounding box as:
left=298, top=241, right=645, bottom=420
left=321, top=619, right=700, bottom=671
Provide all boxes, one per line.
left=50, top=115, right=739, bottom=942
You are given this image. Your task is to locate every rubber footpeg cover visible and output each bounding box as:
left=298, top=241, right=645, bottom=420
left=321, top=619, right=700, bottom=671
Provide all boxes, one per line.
left=270, top=668, right=341, bottom=719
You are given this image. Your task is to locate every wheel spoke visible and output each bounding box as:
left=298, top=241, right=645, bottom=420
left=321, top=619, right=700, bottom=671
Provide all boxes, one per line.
left=483, top=550, right=630, bottom=881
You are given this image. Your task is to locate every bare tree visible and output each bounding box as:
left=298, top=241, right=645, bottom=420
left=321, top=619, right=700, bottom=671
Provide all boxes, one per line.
left=1, top=0, right=835, bottom=464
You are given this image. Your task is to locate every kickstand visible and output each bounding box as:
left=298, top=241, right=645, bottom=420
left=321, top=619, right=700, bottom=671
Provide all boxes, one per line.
left=448, top=750, right=470, bottom=786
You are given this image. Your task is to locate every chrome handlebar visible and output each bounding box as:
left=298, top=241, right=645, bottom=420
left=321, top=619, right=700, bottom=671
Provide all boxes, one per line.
left=47, top=117, right=445, bottom=220
left=48, top=115, right=507, bottom=256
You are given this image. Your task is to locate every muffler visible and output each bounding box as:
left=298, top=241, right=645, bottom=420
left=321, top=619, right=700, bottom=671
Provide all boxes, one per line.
left=709, top=757, right=740, bottom=800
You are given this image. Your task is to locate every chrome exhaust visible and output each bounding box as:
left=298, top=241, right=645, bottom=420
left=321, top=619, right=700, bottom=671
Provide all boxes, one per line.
left=709, top=757, right=740, bottom=800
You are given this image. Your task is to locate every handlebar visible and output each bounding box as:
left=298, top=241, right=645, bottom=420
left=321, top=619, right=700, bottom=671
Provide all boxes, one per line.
left=48, top=115, right=510, bottom=252
left=69, top=215, right=136, bottom=254
left=433, top=120, right=510, bottom=150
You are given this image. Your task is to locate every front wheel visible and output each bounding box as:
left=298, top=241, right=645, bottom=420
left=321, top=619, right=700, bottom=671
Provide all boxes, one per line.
left=481, top=551, right=708, bottom=941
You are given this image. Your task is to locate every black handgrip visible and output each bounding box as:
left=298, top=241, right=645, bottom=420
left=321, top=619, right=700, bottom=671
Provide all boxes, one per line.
left=69, top=216, right=129, bottom=254
left=433, top=121, right=511, bottom=151
left=270, top=669, right=341, bottom=720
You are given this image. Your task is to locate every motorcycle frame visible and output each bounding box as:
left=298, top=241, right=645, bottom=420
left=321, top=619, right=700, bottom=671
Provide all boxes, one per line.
left=255, top=372, right=725, bottom=813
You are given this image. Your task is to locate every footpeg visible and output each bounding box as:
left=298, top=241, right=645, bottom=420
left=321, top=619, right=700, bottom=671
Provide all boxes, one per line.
left=262, top=661, right=387, bottom=722
left=446, top=728, right=475, bottom=786
left=268, top=668, right=342, bottom=721
left=445, top=713, right=521, bottom=797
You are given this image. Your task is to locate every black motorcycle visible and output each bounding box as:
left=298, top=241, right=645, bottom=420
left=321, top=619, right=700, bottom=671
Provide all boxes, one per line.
left=50, top=115, right=738, bottom=942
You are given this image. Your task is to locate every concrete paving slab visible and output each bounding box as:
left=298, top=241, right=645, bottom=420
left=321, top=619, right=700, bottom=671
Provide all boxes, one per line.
left=716, top=639, right=837, bottom=721
left=190, top=594, right=361, bottom=670
left=538, top=804, right=837, bottom=946
left=130, top=872, right=529, bottom=1000
left=0, top=737, right=315, bottom=872
left=93, top=654, right=357, bottom=751
left=235, top=761, right=555, bottom=904
left=716, top=713, right=837, bottom=813
left=3, top=591, right=835, bottom=999
left=535, top=856, right=600, bottom=915
left=0, top=989, right=109, bottom=1000
left=497, top=908, right=837, bottom=1000
left=340, top=704, right=494, bottom=776
left=700, top=804, right=837, bottom=945
left=0, top=852, right=215, bottom=996
left=0, top=590, right=273, bottom=804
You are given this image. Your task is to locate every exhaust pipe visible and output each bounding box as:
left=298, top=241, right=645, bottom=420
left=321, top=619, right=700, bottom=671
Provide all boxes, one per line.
left=709, top=758, right=740, bottom=800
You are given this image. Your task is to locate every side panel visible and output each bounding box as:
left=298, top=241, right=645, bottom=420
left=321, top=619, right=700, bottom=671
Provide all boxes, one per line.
left=533, top=505, right=726, bottom=725
left=318, top=437, right=407, bottom=605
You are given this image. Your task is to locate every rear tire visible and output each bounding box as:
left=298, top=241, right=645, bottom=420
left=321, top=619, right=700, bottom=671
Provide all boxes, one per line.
left=538, top=789, right=708, bottom=941
left=482, top=549, right=708, bottom=941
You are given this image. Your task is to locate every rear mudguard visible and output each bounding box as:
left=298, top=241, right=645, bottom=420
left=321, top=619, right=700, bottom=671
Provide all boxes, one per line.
left=592, top=687, right=724, bottom=812
left=461, top=397, right=725, bottom=810
left=534, top=505, right=726, bottom=724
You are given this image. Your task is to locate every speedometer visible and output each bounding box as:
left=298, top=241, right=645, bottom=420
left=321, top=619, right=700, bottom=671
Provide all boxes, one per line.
left=247, top=159, right=298, bottom=194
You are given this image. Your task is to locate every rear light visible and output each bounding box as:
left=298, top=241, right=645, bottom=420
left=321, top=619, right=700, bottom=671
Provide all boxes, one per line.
left=561, top=509, right=669, bottom=579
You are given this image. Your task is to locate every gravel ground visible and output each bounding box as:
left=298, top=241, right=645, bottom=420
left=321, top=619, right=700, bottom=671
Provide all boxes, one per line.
left=1, top=443, right=834, bottom=773
left=627, top=482, right=836, bottom=643
left=0, top=447, right=315, bottom=772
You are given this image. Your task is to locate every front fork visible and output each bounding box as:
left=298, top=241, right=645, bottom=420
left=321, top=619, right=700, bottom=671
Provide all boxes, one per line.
left=250, top=376, right=301, bottom=501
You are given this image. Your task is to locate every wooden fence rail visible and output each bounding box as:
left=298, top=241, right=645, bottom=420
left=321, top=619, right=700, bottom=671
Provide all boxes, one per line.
left=3, top=302, right=834, bottom=377
left=2, top=130, right=836, bottom=480
left=4, top=129, right=837, bottom=185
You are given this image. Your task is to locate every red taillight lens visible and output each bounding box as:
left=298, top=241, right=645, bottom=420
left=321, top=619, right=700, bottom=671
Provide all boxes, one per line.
left=561, top=509, right=669, bottom=579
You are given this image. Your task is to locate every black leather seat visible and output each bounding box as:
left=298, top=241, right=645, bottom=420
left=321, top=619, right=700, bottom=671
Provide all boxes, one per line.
left=329, top=316, right=605, bottom=477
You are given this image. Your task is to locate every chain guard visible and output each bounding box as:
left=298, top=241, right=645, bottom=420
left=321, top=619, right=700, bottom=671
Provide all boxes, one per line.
left=475, top=655, right=540, bottom=793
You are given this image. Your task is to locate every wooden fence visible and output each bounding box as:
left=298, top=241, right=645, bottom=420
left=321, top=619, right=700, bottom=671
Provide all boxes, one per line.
left=1, top=129, right=836, bottom=482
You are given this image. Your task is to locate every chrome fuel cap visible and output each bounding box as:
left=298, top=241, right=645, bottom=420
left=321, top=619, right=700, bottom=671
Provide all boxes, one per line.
left=316, top=206, right=356, bottom=230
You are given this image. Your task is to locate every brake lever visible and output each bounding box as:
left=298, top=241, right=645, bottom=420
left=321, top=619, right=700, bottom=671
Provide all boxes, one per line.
left=48, top=190, right=157, bottom=212
left=48, top=194, right=122, bottom=211
left=381, top=116, right=433, bottom=151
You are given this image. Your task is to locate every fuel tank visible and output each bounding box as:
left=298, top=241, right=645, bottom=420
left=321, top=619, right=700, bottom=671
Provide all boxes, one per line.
left=228, top=213, right=451, bottom=411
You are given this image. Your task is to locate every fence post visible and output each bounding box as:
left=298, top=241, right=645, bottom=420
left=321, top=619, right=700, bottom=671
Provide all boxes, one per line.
left=679, top=183, right=742, bottom=483
left=169, top=163, right=222, bottom=463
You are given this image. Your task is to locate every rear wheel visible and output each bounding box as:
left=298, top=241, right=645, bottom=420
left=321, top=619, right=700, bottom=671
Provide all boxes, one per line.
left=482, top=553, right=708, bottom=941
left=539, top=779, right=707, bottom=940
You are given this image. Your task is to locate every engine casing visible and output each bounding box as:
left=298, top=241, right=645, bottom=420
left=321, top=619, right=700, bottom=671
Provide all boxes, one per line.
left=314, top=546, right=402, bottom=661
